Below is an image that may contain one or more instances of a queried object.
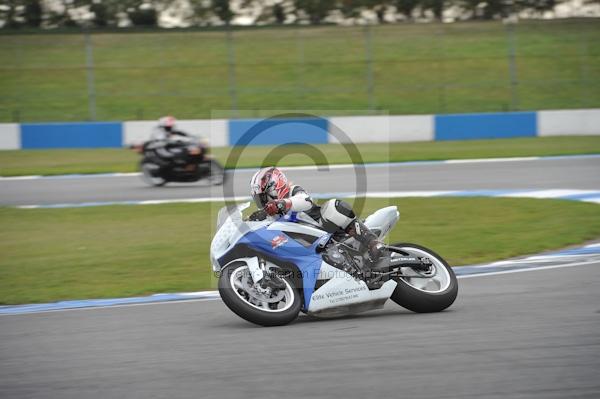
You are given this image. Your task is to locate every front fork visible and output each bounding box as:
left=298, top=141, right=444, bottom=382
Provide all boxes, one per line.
left=252, top=257, right=286, bottom=291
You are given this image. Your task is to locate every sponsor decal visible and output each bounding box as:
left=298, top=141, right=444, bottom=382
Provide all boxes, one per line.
left=271, top=234, right=288, bottom=249
left=311, top=285, right=367, bottom=303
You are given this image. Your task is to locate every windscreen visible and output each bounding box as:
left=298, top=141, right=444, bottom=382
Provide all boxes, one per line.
left=215, top=202, right=250, bottom=231
left=215, top=206, right=232, bottom=231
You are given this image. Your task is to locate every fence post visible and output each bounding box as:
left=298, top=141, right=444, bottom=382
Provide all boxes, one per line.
left=578, top=28, right=591, bottom=108
left=364, top=24, right=376, bottom=112
left=84, top=29, right=97, bottom=121
left=225, top=27, right=239, bottom=118
left=436, top=25, right=447, bottom=114
left=506, top=21, right=519, bottom=111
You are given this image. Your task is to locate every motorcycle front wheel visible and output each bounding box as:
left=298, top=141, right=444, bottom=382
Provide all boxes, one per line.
left=140, top=161, right=167, bottom=187
left=218, top=262, right=301, bottom=326
left=389, top=243, right=458, bottom=313
left=208, top=159, right=225, bottom=186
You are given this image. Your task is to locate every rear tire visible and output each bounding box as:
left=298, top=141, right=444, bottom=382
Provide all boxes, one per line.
left=218, top=262, right=301, bottom=326
left=389, top=243, right=458, bottom=313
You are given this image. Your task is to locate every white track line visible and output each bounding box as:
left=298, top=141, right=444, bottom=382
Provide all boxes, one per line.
left=457, top=259, right=598, bottom=279
left=14, top=189, right=600, bottom=209
left=0, top=297, right=223, bottom=316
left=501, top=189, right=588, bottom=199
left=445, top=156, right=539, bottom=164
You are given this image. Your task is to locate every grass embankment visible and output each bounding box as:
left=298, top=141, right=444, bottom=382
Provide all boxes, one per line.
left=2, top=197, right=600, bottom=305
left=1, top=19, right=599, bottom=122
left=1, top=135, right=599, bottom=176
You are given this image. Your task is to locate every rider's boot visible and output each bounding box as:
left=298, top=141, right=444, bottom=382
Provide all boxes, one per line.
left=345, top=219, right=384, bottom=264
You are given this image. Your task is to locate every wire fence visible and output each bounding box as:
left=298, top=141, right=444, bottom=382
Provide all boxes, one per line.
left=0, top=19, right=599, bottom=122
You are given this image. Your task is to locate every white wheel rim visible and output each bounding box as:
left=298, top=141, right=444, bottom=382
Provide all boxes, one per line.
left=229, top=265, right=295, bottom=313
left=395, top=247, right=452, bottom=293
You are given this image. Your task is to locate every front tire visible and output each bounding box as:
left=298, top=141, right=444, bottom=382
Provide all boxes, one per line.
left=389, top=243, right=458, bottom=313
left=218, top=262, right=301, bottom=326
left=140, top=161, right=167, bottom=187
left=208, top=159, right=225, bottom=186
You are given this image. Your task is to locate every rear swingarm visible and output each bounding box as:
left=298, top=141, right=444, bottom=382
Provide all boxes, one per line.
left=372, top=245, right=434, bottom=272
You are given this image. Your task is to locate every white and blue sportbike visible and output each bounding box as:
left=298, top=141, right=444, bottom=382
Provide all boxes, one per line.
left=211, top=201, right=458, bottom=326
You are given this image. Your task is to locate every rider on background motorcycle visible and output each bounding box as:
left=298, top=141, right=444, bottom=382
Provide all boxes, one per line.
left=148, top=116, right=198, bottom=161
left=250, top=167, right=384, bottom=262
left=151, top=115, right=190, bottom=141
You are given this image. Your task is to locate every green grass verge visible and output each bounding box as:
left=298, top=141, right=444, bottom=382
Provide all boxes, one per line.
left=1, top=19, right=599, bottom=122
left=2, top=197, right=600, bottom=305
left=1, top=136, right=599, bottom=177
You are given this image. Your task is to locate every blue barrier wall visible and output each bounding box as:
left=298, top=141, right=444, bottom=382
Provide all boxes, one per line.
left=5, top=110, right=597, bottom=150
left=434, top=112, right=537, bottom=141
left=228, top=118, right=329, bottom=146
left=21, top=122, right=122, bottom=149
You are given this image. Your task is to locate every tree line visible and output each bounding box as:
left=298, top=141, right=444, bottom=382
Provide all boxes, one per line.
left=0, top=0, right=594, bottom=29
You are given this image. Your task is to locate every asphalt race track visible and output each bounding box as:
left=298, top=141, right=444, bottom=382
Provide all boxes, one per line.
left=1, top=263, right=599, bottom=399
left=1, top=156, right=600, bottom=206
left=1, top=155, right=600, bottom=398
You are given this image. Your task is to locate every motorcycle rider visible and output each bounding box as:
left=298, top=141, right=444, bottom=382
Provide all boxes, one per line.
left=249, top=166, right=384, bottom=262
left=151, top=115, right=190, bottom=141
left=148, top=116, right=196, bottom=162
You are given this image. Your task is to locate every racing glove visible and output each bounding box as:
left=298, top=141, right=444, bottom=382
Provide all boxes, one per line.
left=248, top=209, right=268, bottom=221
left=264, top=199, right=291, bottom=216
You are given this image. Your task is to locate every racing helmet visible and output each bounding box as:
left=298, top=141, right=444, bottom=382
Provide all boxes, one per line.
left=158, top=115, right=176, bottom=132
left=250, top=167, right=290, bottom=208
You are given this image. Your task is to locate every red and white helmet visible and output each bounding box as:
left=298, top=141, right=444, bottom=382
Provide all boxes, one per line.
left=250, top=167, right=290, bottom=208
left=158, top=115, right=176, bottom=131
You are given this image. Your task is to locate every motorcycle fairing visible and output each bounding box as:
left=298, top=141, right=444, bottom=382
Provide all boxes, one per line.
left=218, top=226, right=326, bottom=310
left=307, top=262, right=397, bottom=317
left=213, top=204, right=401, bottom=312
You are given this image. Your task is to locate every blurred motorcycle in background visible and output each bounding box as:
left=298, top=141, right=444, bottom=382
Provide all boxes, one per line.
left=131, top=136, right=225, bottom=186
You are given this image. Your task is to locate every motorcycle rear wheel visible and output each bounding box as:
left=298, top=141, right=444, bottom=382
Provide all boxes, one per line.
left=218, top=262, right=301, bottom=326
left=389, top=243, right=458, bottom=313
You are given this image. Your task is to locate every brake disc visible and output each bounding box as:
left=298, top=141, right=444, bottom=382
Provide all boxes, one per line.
left=241, top=276, right=285, bottom=303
